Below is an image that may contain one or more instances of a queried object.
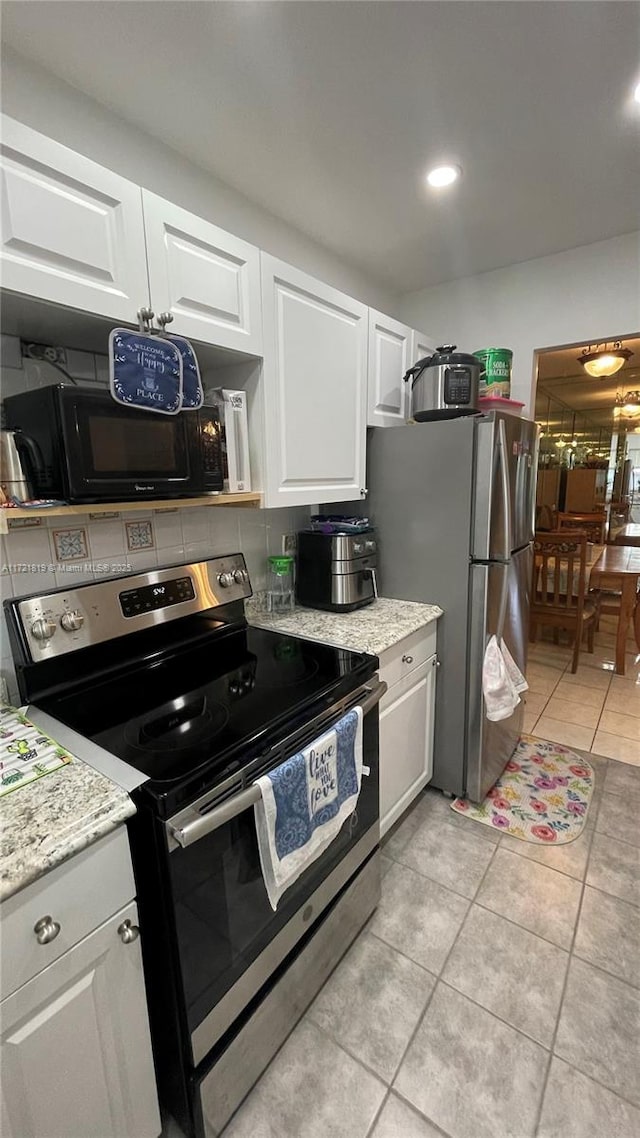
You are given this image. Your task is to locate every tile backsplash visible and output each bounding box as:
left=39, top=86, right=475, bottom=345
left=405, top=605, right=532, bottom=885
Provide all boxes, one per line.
left=0, top=504, right=310, bottom=704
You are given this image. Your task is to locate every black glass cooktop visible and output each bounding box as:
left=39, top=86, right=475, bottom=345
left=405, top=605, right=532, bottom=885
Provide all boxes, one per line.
left=43, top=626, right=374, bottom=790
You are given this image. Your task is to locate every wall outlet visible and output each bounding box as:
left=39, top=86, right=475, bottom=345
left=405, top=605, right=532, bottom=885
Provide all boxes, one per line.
left=23, top=342, right=67, bottom=367
left=281, top=533, right=297, bottom=556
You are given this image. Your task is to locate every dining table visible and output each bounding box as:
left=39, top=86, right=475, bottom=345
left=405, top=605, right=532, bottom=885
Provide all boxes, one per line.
left=613, top=523, right=640, bottom=548
left=589, top=544, right=640, bottom=675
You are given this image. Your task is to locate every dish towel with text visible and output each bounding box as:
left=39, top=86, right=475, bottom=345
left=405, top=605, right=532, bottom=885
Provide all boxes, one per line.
left=254, top=707, right=364, bottom=910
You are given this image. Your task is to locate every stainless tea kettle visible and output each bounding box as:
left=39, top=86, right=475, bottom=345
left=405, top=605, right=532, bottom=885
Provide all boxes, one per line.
left=0, top=430, right=39, bottom=502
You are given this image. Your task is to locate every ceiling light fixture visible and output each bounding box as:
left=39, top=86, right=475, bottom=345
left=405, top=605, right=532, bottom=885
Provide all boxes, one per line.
left=615, top=389, right=640, bottom=417
left=426, top=164, right=461, bottom=188
left=578, top=341, right=633, bottom=378
left=635, top=81, right=640, bottom=103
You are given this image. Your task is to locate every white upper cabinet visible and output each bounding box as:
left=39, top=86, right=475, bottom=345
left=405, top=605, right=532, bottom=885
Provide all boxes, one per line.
left=0, top=116, right=149, bottom=322
left=407, top=329, right=437, bottom=420
left=142, top=191, right=262, bottom=354
left=261, top=255, right=368, bottom=508
left=367, top=310, right=413, bottom=427
left=411, top=329, right=437, bottom=364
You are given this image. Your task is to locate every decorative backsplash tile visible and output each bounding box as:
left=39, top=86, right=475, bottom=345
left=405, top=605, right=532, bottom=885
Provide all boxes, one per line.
left=125, top=520, right=155, bottom=552
left=52, top=527, right=89, bottom=562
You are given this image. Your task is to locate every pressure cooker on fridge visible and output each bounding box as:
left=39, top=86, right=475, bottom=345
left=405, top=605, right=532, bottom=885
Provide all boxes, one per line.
left=403, top=345, right=482, bottom=421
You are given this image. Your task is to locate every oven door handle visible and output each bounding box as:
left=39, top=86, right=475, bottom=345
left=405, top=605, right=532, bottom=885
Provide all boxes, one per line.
left=167, top=677, right=387, bottom=851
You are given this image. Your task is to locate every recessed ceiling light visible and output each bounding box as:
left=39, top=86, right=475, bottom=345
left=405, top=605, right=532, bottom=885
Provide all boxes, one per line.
left=635, top=81, right=640, bottom=103
left=426, top=164, right=461, bottom=188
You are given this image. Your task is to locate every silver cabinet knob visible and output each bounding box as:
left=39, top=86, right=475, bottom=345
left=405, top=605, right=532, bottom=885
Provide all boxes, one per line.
left=31, top=617, right=56, bottom=642
left=60, top=610, right=84, bottom=632
left=34, top=915, right=61, bottom=944
left=402, top=654, right=414, bottom=664
left=117, top=919, right=140, bottom=945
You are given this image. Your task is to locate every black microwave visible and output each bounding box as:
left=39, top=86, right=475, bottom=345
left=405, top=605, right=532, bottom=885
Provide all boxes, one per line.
left=3, top=384, right=224, bottom=502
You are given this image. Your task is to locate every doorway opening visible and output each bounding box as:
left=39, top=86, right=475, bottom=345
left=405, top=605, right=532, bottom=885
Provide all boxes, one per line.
left=532, top=334, right=640, bottom=535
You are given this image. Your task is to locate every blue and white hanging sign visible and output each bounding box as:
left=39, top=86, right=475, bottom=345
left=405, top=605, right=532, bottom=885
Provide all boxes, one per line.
left=109, top=328, right=183, bottom=414
left=167, top=334, right=204, bottom=410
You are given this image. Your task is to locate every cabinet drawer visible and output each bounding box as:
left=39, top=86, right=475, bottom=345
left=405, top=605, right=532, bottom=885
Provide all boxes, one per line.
left=1, top=827, right=134, bottom=1000
left=378, top=624, right=437, bottom=691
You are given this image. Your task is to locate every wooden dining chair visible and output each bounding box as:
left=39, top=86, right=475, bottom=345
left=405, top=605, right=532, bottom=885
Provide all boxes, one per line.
left=557, top=512, right=606, bottom=545
left=530, top=530, right=599, bottom=673
left=535, top=504, right=558, bottom=532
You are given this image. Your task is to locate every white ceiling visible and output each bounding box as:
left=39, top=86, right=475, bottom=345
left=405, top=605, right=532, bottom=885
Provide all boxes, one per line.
left=2, top=1, right=640, bottom=294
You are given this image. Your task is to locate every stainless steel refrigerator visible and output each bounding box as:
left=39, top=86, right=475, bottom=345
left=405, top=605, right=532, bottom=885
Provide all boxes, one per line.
left=367, top=411, right=538, bottom=802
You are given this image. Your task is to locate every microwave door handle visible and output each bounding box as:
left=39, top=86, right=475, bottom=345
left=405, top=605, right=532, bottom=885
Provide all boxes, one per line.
left=15, top=432, right=44, bottom=484
left=167, top=678, right=387, bottom=851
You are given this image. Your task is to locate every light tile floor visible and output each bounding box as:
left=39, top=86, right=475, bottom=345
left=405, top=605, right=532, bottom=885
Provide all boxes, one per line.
left=220, top=760, right=640, bottom=1138
left=524, top=616, right=640, bottom=765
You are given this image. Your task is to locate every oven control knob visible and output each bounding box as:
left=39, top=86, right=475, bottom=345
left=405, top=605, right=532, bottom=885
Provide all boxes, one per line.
left=232, top=569, right=247, bottom=585
left=217, top=572, right=234, bottom=589
left=31, top=617, right=56, bottom=642
left=60, top=610, right=84, bottom=633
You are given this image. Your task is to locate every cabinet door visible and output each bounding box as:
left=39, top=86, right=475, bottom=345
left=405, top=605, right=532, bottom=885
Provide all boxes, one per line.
left=0, top=902, right=160, bottom=1138
left=143, top=190, right=262, bottom=354
left=0, top=116, right=149, bottom=322
left=408, top=330, right=437, bottom=421
left=367, top=310, right=412, bottom=427
left=261, top=254, right=368, bottom=507
left=379, top=656, right=437, bottom=837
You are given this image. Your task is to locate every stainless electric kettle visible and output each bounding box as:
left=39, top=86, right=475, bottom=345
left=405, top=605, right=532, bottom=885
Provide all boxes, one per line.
left=0, top=430, right=38, bottom=502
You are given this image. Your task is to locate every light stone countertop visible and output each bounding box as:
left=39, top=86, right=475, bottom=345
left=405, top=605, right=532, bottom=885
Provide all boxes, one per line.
left=1, top=706, right=135, bottom=902
left=246, top=596, right=442, bottom=657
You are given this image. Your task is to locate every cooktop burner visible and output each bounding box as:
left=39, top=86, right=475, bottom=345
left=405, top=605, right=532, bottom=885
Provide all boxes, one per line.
left=40, top=626, right=372, bottom=790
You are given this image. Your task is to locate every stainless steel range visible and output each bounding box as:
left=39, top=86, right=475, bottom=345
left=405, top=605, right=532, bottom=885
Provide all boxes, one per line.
left=4, top=556, right=383, bottom=1137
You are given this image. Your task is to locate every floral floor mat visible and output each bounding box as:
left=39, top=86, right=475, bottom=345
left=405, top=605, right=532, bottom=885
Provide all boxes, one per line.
left=451, top=736, right=594, bottom=844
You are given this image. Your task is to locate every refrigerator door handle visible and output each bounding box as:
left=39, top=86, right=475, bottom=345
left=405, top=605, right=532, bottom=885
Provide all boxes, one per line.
left=497, top=561, right=509, bottom=643
left=497, top=418, right=513, bottom=560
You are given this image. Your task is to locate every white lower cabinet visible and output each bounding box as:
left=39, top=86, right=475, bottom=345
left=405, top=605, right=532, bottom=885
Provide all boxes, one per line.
left=378, top=636, right=437, bottom=837
left=0, top=831, right=160, bottom=1138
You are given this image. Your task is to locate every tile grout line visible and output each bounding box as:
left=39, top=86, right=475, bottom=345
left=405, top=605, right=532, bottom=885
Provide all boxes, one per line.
left=590, top=667, right=613, bottom=751
left=471, top=895, right=579, bottom=956
left=377, top=839, right=504, bottom=1136
left=362, top=1090, right=390, bottom=1138
left=532, top=782, right=598, bottom=1138
left=306, top=1016, right=392, bottom=1098
left=571, top=941, right=640, bottom=992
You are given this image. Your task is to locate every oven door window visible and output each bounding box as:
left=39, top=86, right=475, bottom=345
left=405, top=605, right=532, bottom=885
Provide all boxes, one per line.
left=167, top=712, right=378, bottom=1044
left=70, top=400, right=191, bottom=484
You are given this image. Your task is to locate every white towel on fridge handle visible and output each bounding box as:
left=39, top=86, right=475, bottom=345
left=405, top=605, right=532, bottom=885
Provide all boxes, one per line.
left=483, top=635, right=527, bottom=722
left=501, top=641, right=528, bottom=694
